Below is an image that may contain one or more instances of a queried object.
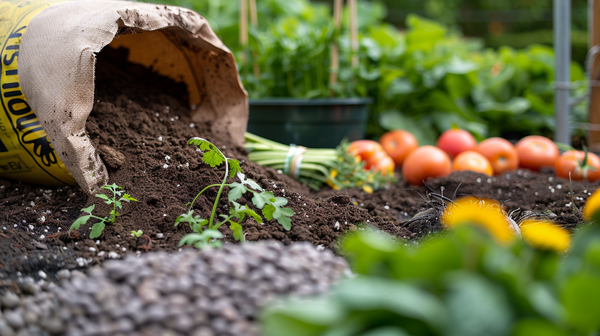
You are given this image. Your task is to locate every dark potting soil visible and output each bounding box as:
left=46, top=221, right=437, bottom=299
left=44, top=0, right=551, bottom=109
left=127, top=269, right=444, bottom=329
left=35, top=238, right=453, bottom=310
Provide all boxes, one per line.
left=0, top=50, right=597, bottom=286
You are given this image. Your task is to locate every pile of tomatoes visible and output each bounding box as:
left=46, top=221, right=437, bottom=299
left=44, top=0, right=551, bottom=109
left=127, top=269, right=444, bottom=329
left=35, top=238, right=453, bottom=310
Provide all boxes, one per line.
left=348, top=128, right=600, bottom=186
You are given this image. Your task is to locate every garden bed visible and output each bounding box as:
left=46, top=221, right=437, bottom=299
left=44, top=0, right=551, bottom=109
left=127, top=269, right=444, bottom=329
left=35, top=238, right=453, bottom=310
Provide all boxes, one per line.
left=0, top=54, right=596, bottom=286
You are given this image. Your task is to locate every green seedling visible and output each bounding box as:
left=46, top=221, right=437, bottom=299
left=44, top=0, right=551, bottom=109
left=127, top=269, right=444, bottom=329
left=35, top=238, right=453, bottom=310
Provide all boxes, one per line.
left=70, top=183, right=138, bottom=239
left=175, top=137, right=294, bottom=248
left=131, top=230, right=143, bottom=238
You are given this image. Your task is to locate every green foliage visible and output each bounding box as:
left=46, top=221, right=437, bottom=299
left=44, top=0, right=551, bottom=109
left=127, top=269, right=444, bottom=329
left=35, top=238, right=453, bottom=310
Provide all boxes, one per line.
left=261, top=224, right=600, bottom=336
left=176, top=138, right=294, bottom=248
left=130, top=230, right=143, bottom=238
left=147, top=0, right=587, bottom=141
left=69, top=184, right=137, bottom=239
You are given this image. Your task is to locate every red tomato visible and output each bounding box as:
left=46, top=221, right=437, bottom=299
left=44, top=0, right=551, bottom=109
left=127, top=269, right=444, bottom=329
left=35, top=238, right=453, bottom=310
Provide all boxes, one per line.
left=452, top=151, right=493, bottom=176
left=402, top=146, right=451, bottom=185
left=515, top=135, right=559, bottom=171
left=379, top=130, right=419, bottom=166
left=348, top=140, right=384, bottom=163
left=370, top=155, right=395, bottom=176
left=555, top=150, right=600, bottom=182
left=436, top=129, right=477, bottom=158
left=475, top=137, right=519, bottom=175
left=364, top=150, right=388, bottom=170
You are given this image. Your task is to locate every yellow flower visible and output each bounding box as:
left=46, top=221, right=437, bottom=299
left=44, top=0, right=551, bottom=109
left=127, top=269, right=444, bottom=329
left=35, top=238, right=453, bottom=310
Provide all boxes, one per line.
left=326, top=178, right=340, bottom=190
left=329, top=169, right=338, bottom=179
left=583, top=188, right=600, bottom=221
left=520, top=220, right=571, bottom=253
left=362, top=185, right=373, bottom=194
left=441, top=196, right=515, bottom=244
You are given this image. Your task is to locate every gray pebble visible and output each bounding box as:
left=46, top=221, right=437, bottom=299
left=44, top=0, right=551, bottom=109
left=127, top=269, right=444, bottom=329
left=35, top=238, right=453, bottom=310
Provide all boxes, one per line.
left=56, top=269, right=71, bottom=281
left=4, top=312, right=23, bottom=330
left=1, top=293, right=19, bottom=309
left=0, top=320, right=15, bottom=336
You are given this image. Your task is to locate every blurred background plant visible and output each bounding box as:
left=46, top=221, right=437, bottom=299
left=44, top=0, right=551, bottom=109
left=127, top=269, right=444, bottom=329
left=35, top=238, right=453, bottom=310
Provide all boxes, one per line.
left=260, top=193, right=600, bottom=336
left=148, top=0, right=589, bottom=143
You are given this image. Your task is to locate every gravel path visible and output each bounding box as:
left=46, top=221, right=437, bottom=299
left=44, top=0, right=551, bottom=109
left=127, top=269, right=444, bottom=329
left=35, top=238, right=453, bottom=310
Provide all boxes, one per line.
left=0, top=241, right=348, bottom=336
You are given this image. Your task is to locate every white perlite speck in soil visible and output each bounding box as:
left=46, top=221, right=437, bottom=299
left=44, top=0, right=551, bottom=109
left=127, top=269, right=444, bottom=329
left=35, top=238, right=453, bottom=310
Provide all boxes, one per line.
left=1, top=241, right=348, bottom=336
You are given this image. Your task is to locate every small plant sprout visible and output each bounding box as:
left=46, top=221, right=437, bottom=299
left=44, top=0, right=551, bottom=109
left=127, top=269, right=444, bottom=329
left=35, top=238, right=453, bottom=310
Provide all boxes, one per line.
left=176, top=138, right=294, bottom=248
left=131, top=230, right=143, bottom=238
left=69, top=183, right=138, bottom=239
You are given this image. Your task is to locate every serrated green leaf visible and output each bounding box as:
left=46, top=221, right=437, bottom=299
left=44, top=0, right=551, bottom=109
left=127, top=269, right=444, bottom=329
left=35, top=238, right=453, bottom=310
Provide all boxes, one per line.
left=89, top=221, right=106, bottom=239
left=121, top=194, right=138, bottom=202
left=230, top=201, right=263, bottom=223
left=253, top=191, right=275, bottom=209
left=115, top=200, right=123, bottom=209
left=203, top=150, right=225, bottom=168
left=276, top=215, right=292, bottom=231
left=70, top=215, right=91, bottom=232
left=242, top=177, right=263, bottom=191
left=179, top=230, right=224, bottom=249
left=178, top=233, right=205, bottom=247
left=188, top=137, right=211, bottom=151
left=228, top=182, right=248, bottom=202
left=229, top=221, right=245, bottom=242
left=95, top=194, right=110, bottom=201
left=81, top=204, right=95, bottom=214
left=263, top=204, right=276, bottom=221
left=273, top=197, right=289, bottom=207
left=175, top=210, right=208, bottom=232
left=228, top=159, right=243, bottom=178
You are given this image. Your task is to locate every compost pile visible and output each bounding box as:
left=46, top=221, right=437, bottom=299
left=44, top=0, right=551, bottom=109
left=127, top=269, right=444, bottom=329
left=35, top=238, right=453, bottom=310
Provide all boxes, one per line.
left=0, top=241, right=348, bottom=336
left=0, top=49, right=598, bottom=285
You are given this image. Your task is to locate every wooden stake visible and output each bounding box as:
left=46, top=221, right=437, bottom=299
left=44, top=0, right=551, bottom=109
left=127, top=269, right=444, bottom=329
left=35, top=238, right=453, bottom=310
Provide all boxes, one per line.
left=590, top=0, right=600, bottom=150
left=249, top=0, right=260, bottom=77
left=329, top=0, right=343, bottom=87
left=349, top=0, right=358, bottom=68
left=239, top=0, right=248, bottom=64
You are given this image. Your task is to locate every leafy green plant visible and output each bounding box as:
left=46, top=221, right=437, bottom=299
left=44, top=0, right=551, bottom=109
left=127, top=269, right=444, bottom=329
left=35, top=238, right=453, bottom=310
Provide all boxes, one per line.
left=130, top=230, right=143, bottom=238
left=175, top=138, right=294, bottom=248
left=262, top=218, right=600, bottom=336
left=69, top=183, right=138, bottom=239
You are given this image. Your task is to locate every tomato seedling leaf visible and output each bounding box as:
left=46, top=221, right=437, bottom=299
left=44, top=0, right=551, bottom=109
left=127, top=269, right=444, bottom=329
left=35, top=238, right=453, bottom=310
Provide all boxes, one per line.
left=90, top=222, right=106, bottom=239
left=228, top=159, right=242, bottom=178
left=203, top=150, right=225, bottom=168
left=70, top=215, right=91, bottom=232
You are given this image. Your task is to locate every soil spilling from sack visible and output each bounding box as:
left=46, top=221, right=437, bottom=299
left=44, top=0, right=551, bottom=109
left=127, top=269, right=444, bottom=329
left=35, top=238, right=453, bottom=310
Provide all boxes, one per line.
left=0, top=49, right=597, bottom=286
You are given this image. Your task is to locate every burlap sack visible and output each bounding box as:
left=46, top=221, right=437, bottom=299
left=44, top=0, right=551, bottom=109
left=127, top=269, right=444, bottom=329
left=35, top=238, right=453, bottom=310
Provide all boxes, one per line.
left=2, top=0, right=247, bottom=193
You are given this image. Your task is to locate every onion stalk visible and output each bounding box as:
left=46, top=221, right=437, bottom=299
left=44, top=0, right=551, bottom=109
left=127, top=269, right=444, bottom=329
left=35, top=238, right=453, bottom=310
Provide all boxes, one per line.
left=244, top=132, right=394, bottom=191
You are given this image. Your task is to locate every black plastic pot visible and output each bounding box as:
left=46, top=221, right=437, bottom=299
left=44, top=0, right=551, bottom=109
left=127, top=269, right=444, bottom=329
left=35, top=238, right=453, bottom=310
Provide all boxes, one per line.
left=247, top=98, right=371, bottom=148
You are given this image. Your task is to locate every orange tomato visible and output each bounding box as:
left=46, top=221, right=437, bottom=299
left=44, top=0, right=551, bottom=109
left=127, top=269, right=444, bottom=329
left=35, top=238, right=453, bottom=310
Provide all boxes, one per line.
left=348, top=140, right=384, bottom=163
left=369, top=155, right=395, bottom=176
left=402, top=146, right=451, bottom=185
left=364, top=150, right=388, bottom=170
left=475, top=137, right=519, bottom=175
left=379, top=130, right=419, bottom=166
left=436, top=129, right=477, bottom=158
left=555, top=150, right=600, bottom=182
left=452, top=151, right=493, bottom=176
left=515, top=135, right=559, bottom=171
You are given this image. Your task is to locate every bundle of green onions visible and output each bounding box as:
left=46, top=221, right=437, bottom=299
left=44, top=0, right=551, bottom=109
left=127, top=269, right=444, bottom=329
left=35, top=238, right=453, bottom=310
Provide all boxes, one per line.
left=244, top=133, right=394, bottom=192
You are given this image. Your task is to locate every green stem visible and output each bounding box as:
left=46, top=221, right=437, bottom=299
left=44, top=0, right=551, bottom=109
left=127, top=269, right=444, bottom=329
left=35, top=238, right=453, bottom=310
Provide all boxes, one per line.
left=189, top=184, right=223, bottom=209
left=110, top=188, right=118, bottom=224
left=209, top=150, right=229, bottom=230
left=214, top=214, right=234, bottom=230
